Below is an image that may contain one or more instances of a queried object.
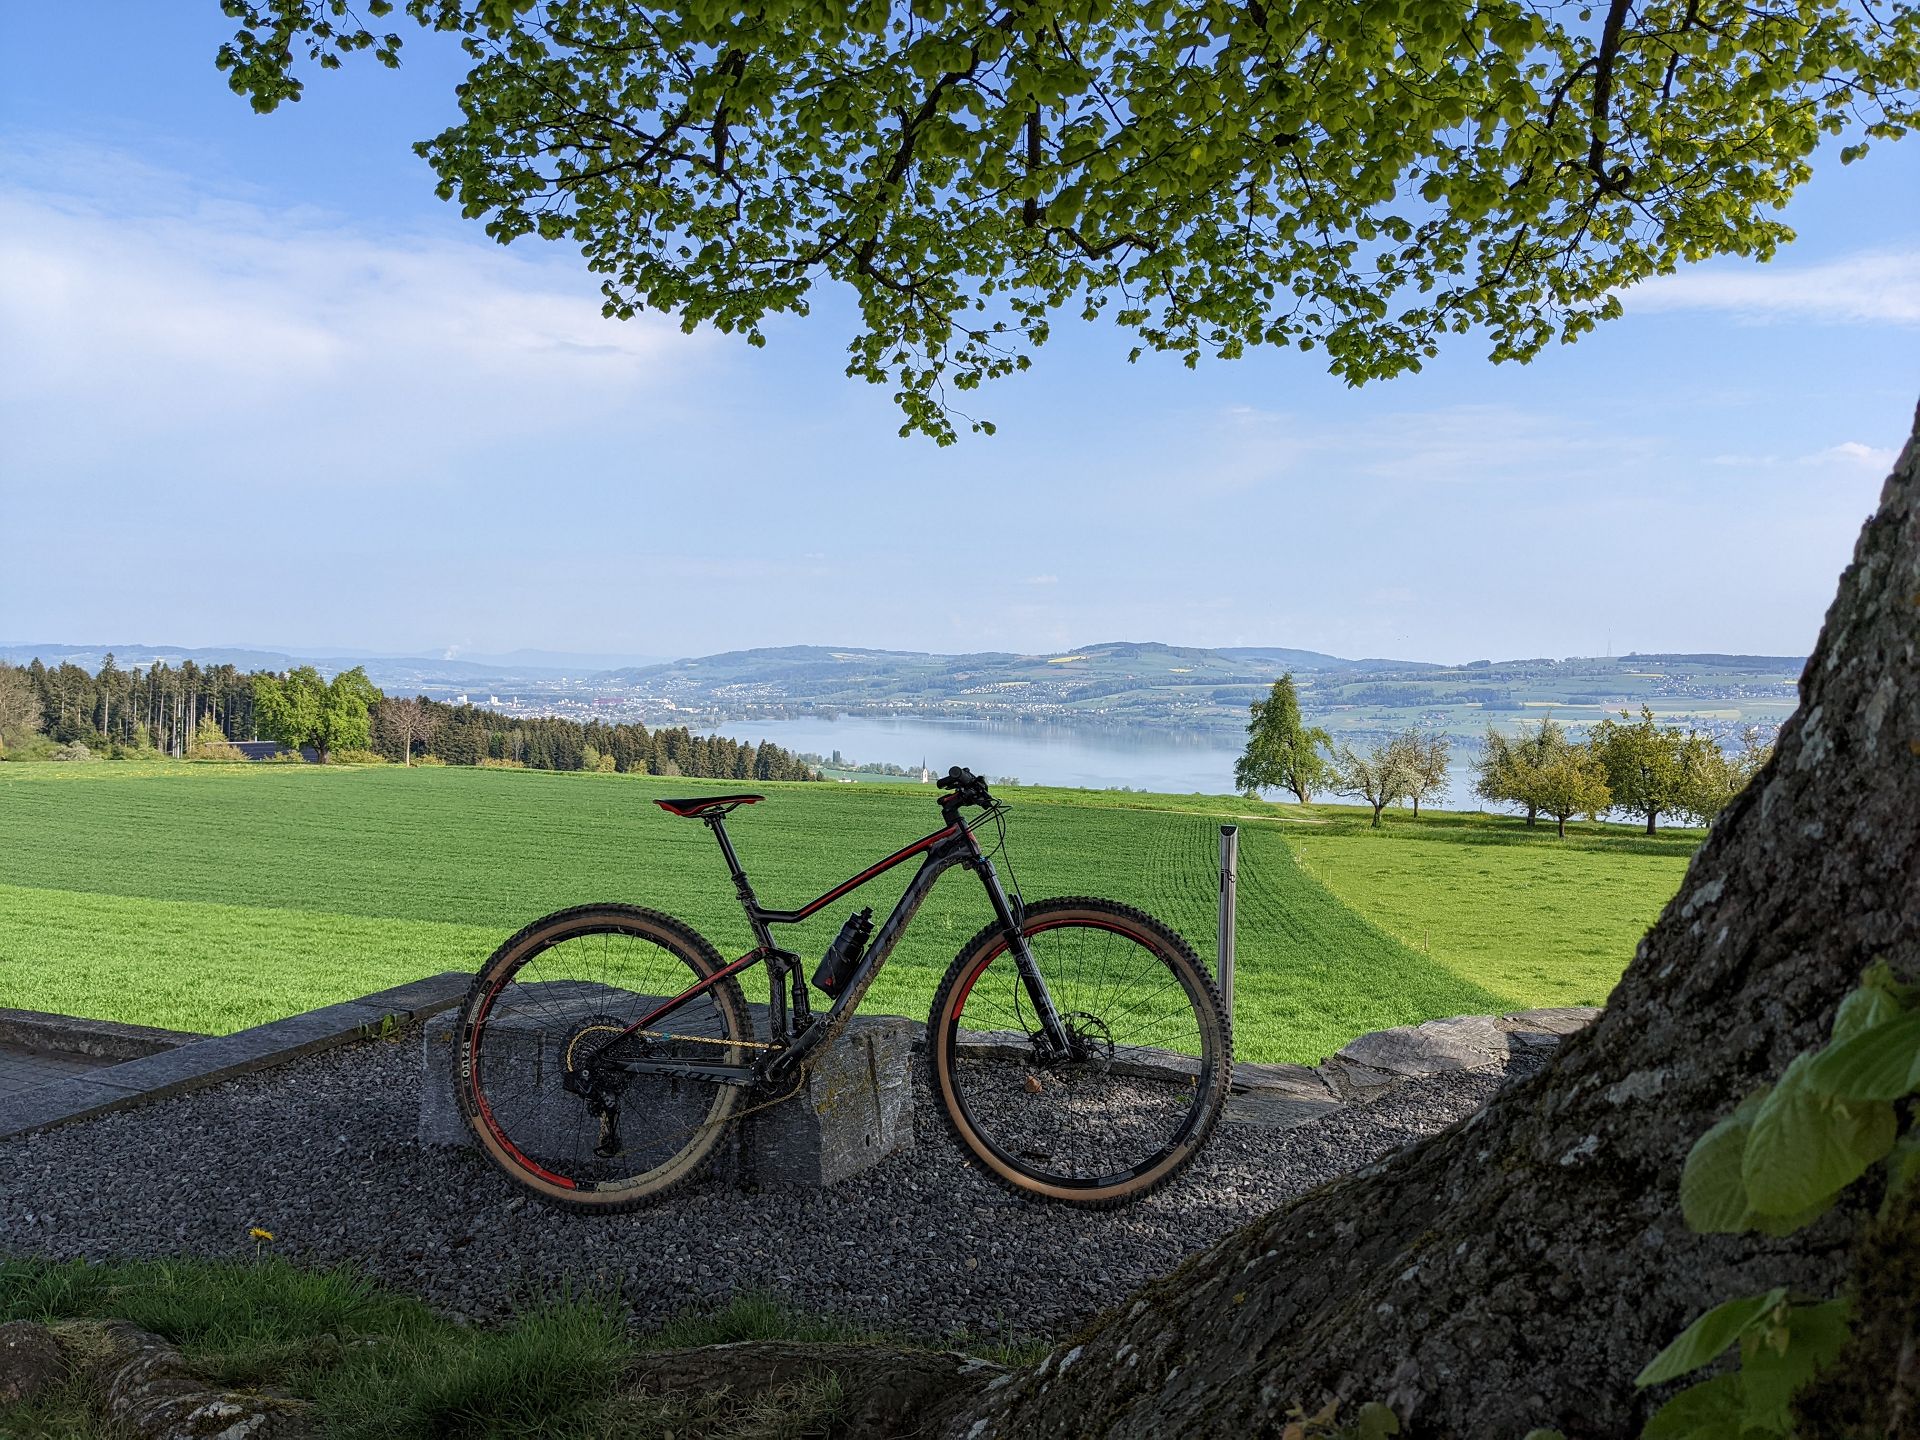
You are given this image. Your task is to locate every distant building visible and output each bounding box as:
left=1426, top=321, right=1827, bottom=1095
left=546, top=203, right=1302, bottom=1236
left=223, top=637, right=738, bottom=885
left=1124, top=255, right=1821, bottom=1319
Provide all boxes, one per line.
left=232, top=741, right=317, bottom=763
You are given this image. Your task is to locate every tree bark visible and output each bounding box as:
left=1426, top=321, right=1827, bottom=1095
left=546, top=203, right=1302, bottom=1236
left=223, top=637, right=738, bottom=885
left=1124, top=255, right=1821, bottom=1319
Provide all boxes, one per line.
left=934, top=404, right=1920, bottom=1437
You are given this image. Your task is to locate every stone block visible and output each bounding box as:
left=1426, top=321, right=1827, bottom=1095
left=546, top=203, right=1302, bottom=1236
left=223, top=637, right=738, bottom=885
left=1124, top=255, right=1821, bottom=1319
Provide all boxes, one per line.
left=716, top=1014, right=916, bottom=1188
left=419, top=981, right=915, bottom=1188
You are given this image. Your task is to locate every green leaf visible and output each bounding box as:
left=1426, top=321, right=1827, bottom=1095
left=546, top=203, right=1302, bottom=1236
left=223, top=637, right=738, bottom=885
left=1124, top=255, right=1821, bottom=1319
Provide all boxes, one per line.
left=1743, top=1054, right=1898, bottom=1214
left=1641, top=1372, right=1748, bottom=1440
left=1738, top=1299, right=1850, bottom=1434
left=1682, top=1093, right=1765, bottom=1233
left=1804, top=1011, right=1920, bottom=1101
left=1637, top=1290, right=1786, bottom=1387
left=1829, top=982, right=1903, bottom=1044
left=1351, top=1401, right=1400, bottom=1439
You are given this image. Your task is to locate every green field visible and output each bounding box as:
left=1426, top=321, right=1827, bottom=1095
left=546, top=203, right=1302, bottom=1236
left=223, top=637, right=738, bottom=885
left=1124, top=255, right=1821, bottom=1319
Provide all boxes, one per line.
left=0, top=763, right=1695, bottom=1064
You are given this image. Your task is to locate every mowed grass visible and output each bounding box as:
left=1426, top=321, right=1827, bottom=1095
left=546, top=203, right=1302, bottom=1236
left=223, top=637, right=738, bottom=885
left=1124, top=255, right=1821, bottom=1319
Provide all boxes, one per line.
left=1281, top=808, right=1700, bottom=1009
left=0, top=762, right=1686, bottom=1063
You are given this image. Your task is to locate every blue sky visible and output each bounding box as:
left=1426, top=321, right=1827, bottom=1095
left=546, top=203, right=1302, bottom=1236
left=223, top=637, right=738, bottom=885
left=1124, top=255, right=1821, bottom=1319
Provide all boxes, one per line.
left=2, top=5, right=1915, bottom=665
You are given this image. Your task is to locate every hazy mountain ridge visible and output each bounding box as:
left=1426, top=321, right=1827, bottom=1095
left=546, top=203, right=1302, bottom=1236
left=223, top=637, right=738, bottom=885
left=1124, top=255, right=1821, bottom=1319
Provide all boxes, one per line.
left=4, top=639, right=1804, bottom=742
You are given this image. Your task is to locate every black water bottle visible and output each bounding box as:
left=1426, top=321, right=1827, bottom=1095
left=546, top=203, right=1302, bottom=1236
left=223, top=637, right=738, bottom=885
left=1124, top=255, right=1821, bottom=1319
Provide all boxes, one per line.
left=812, top=907, right=873, bottom=996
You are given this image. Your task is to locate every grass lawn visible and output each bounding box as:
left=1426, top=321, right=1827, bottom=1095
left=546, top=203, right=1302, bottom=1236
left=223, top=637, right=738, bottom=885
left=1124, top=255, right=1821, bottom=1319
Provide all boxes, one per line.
left=0, top=762, right=1691, bottom=1063
left=0, top=1255, right=1024, bottom=1440
left=1278, top=807, right=1700, bottom=1010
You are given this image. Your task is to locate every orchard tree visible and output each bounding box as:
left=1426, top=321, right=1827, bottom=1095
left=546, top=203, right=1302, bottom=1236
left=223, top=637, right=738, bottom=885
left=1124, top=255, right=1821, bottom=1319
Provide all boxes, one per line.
left=1523, top=740, right=1613, bottom=838
left=1394, top=728, right=1451, bottom=818
left=1474, top=714, right=1569, bottom=826
left=1590, top=703, right=1702, bottom=834
left=213, top=0, right=1917, bottom=442
left=1329, top=736, right=1411, bottom=827
left=252, top=666, right=383, bottom=763
left=1233, top=673, right=1331, bottom=803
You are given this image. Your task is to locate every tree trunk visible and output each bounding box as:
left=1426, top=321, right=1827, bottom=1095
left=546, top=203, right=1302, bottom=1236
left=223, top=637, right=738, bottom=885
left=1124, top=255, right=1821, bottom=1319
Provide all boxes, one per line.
left=927, top=405, right=1920, bottom=1437
left=1557, top=813, right=1567, bottom=839
left=1646, top=809, right=1658, bottom=836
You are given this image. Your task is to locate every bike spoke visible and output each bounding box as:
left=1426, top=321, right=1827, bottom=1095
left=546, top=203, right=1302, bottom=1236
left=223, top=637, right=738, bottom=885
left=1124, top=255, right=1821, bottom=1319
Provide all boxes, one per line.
left=944, top=914, right=1220, bottom=1190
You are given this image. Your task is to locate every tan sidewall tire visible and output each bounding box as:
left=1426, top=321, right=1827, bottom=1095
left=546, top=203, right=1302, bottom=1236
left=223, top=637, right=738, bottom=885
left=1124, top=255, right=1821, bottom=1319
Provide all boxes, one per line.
left=927, top=897, right=1232, bottom=1208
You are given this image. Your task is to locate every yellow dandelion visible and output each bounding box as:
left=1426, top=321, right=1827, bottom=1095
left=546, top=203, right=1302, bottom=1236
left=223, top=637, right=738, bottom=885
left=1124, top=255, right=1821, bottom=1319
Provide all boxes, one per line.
left=249, top=1227, right=275, bottom=1242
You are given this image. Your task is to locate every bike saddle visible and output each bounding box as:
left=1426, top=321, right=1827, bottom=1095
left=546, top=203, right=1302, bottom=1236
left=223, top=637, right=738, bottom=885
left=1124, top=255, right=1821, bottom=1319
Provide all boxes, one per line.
left=654, top=794, right=764, bottom=818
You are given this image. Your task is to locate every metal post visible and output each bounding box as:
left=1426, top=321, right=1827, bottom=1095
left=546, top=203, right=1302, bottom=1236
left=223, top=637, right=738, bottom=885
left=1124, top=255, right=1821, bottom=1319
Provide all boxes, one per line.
left=1217, top=825, right=1238, bottom=1021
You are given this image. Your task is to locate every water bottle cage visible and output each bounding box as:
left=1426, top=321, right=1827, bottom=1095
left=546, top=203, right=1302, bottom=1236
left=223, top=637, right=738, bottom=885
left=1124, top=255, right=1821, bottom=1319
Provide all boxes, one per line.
left=811, top=907, right=874, bottom=995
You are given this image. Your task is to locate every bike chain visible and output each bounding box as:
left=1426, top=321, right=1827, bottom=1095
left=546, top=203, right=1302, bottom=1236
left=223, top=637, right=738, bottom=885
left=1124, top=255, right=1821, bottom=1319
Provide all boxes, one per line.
left=566, top=1023, right=820, bottom=1162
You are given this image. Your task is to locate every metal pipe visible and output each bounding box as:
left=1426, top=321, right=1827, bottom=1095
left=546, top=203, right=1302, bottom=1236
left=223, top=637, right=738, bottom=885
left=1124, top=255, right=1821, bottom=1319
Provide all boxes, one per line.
left=1218, top=825, right=1238, bottom=1020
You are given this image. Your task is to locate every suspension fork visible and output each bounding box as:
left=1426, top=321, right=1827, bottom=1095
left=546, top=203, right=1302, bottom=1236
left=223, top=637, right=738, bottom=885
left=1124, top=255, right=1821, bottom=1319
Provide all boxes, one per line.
left=968, top=847, right=1073, bottom=1057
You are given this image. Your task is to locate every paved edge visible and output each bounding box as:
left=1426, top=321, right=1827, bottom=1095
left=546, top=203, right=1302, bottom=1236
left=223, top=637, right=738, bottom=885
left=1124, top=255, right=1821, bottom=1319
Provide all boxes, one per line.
left=0, top=985, right=1600, bottom=1145
left=0, top=1009, right=210, bottom=1063
left=0, top=973, right=472, bottom=1142
left=1221, top=1005, right=1601, bottom=1131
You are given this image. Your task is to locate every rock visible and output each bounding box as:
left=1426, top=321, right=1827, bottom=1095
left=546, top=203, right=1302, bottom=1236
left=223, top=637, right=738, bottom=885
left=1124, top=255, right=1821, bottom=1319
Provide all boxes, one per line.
left=0, top=1319, right=67, bottom=1404
left=86, top=1320, right=314, bottom=1438
left=1318, top=1014, right=1513, bottom=1098
left=1498, top=1006, right=1603, bottom=1037
left=419, top=982, right=916, bottom=1188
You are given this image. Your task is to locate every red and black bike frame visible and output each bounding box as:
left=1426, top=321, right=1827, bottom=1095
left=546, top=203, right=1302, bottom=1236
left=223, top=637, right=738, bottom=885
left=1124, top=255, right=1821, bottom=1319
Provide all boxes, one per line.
left=586, top=801, right=1071, bottom=1088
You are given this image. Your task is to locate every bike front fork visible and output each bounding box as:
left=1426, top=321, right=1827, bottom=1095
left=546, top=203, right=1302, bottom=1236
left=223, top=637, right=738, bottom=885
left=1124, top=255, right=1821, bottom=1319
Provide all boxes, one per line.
left=974, top=856, right=1073, bottom=1056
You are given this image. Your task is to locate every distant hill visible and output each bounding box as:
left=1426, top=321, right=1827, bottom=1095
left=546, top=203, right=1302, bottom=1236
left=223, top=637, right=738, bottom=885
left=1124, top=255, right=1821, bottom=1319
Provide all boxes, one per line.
left=4, top=638, right=1805, bottom=743
left=589, top=641, right=1803, bottom=741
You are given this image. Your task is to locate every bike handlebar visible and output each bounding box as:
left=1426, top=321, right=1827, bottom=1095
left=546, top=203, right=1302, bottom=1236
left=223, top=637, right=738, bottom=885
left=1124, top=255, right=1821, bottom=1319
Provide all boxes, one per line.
left=936, top=766, right=994, bottom=809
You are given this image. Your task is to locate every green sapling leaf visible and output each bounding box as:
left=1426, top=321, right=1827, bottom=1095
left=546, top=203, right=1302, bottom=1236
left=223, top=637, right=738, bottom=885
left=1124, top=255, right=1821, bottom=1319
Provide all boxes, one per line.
left=1637, top=1288, right=1787, bottom=1387
left=1805, top=1011, right=1920, bottom=1102
left=1742, top=1054, right=1897, bottom=1215
left=1640, top=1372, right=1747, bottom=1440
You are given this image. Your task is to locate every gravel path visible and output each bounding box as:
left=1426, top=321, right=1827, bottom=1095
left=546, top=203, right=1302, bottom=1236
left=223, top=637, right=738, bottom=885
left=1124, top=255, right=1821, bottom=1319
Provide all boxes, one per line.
left=0, top=1036, right=1542, bottom=1342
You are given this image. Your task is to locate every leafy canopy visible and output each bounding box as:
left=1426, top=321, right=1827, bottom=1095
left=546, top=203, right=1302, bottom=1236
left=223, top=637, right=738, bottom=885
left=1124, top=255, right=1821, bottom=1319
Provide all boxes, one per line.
left=217, top=0, right=1918, bottom=440
left=1235, top=673, right=1331, bottom=802
left=253, top=665, right=384, bottom=761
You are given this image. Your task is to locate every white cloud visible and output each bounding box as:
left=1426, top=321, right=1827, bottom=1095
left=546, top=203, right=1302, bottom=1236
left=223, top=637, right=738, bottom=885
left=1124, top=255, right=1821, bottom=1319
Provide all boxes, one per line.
left=0, top=138, right=710, bottom=480
left=1708, top=440, right=1899, bottom=472
left=1814, top=440, right=1900, bottom=470
left=1624, top=251, right=1920, bottom=326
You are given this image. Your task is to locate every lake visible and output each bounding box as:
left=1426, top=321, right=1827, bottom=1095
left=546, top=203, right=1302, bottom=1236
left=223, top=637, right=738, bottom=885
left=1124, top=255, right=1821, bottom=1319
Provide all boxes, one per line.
left=707, top=713, right=1486, bottom=808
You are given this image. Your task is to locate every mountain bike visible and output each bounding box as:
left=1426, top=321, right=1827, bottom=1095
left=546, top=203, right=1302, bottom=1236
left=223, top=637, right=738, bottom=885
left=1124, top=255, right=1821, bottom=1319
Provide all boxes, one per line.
left=452, top=767, right=1232, bottom=1212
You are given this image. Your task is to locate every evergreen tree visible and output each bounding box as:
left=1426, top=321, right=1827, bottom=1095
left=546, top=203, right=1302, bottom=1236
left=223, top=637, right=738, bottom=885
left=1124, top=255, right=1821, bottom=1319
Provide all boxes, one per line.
left=1233, top=674, right=1331, bottom=803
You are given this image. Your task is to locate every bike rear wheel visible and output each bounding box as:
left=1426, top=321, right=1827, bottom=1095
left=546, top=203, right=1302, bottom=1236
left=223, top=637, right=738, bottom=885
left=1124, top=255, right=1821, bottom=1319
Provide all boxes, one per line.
left=454, top=904, right=751, bottom=1213
left=927, top=896, right=1231, bottom=1207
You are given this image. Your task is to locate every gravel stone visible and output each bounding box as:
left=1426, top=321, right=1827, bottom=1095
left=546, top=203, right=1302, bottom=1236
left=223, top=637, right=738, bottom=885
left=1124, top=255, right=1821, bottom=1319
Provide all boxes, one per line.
left=0, top=1036, right=1546, bottom=1343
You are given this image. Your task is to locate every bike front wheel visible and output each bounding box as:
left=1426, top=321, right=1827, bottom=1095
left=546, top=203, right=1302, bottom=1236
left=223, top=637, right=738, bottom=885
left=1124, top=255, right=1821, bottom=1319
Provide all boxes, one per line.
left=454, top=904, right=752, bottom=1213
left=927, top=897, right=1232, bottom=1207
